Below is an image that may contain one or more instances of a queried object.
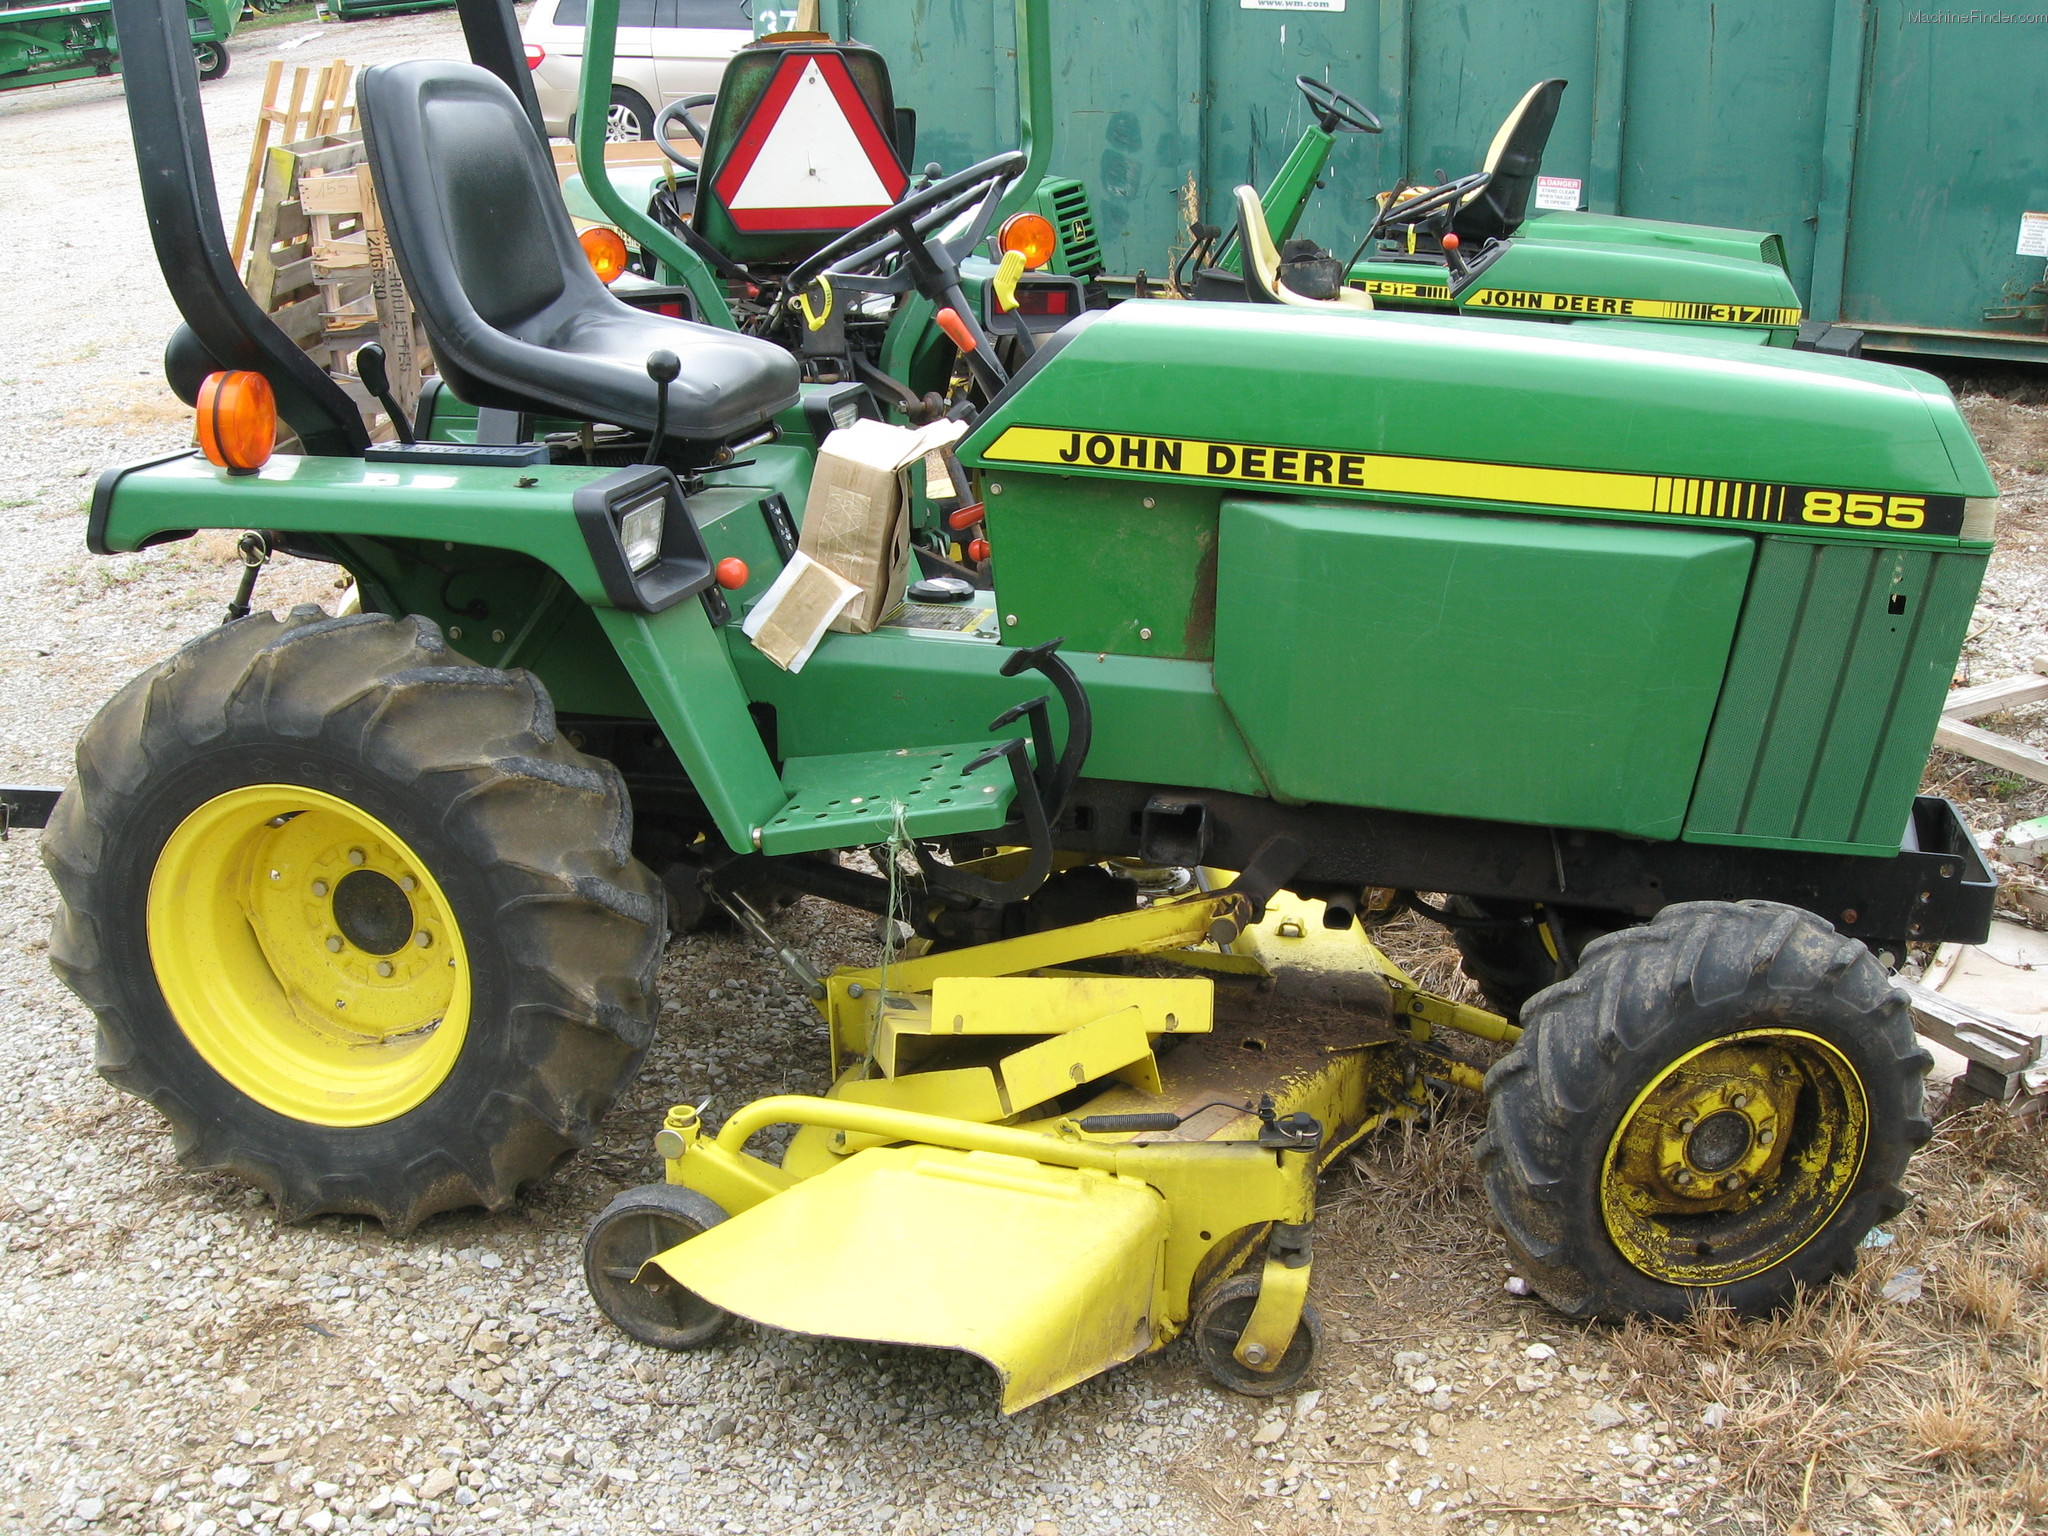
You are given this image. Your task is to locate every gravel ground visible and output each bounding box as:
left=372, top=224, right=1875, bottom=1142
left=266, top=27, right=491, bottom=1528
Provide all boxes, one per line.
left=2, top=26, right=2046, bottom=1536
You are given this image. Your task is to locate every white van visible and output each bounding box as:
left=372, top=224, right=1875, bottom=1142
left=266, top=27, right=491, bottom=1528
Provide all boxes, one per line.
left=522, top=0, right=753, bottom=140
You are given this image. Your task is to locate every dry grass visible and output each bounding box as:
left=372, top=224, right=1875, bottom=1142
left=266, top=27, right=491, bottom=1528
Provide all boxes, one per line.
left=1593, top=1103, right=2048, bottom=1532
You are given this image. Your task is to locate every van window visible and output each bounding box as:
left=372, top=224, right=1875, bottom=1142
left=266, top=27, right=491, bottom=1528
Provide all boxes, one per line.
left=551, top=0, right=660, bottom=26
left=659, top=0, right=750, bottom=27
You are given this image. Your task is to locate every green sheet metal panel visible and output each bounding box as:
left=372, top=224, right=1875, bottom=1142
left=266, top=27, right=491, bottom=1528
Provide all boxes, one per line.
left=982, top=477, right=1221, bottom=661
left=727, top=625, right=1271, bottom=799
left=1212, top=498, right=1754, bottom=838
left=1685, top=537, right=1990, bottom=856
left=961, top=303, right=1995, bottom=513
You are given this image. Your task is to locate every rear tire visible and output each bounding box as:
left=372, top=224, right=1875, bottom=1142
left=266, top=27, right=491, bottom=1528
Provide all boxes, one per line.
left=1478, top=900, right=1930, bottom=1320
left=42, top=608, right=665, bottom=1231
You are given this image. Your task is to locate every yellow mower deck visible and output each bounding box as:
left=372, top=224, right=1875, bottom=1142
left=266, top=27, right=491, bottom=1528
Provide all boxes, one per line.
left=629, top=890, right=1512, bottom=1409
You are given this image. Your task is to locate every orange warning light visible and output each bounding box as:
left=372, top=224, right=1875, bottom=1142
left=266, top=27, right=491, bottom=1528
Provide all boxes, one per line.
left=997, top=212, right=1058, bottom=270
left=195, top=370, right=277, bottom=475
left=580, top=226, right=630, bottom=285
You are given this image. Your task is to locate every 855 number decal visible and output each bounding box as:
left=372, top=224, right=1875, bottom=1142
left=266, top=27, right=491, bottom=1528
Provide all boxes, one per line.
left=1800, top=491, right=1927, bottom=530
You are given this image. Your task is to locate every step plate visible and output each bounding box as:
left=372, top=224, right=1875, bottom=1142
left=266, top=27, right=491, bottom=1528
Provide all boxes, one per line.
left=759, top=742, right=1018, bottom=856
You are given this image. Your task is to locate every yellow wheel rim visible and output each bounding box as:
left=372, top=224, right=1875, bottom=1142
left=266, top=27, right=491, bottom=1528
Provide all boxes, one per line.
left=147, top=785, right=472, bottom=1127
left=1601, top=1029, right=1868, bottom=1287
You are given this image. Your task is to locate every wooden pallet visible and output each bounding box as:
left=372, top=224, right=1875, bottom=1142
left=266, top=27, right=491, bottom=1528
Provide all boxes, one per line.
left=1938, top=657, right=2048, bottom=785
left=241, top=130, right=427, bottom=436
left=299, top=160, right=428, bottom=431
left=231, top=58, right=359, bottom=274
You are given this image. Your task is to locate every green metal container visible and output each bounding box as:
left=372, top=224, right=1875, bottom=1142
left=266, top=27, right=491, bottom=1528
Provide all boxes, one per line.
left=826, top=0, right=2048, bottom=363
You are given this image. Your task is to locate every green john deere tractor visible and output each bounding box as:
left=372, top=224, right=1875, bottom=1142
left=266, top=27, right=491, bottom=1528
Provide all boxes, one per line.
left=1200, top=73, right=1850, bottom=353
left=11, top=0, right=2003, bottom=1408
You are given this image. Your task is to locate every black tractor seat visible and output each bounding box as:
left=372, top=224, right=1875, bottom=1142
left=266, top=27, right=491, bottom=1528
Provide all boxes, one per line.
left=357, top=60, right=797, bottom=442
left=1448, top=78, right=1567, bottom=247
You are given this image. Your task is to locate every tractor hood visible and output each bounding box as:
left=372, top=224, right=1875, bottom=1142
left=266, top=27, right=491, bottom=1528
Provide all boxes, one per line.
left=961, top=303, right=1996, bottom=542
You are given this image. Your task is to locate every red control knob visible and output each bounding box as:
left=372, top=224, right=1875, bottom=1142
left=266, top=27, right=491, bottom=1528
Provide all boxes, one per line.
left=1440, top=232, right=1461, bottom=253
left=967, top=537, right=990, bottom=562
left=715, top=557, right=749, bottom=589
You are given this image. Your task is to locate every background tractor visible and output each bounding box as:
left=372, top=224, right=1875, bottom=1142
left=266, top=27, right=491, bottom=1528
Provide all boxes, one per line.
left=0, top=0, right=233, bottom=89
left=11, top=0, right=2005, bottom=1406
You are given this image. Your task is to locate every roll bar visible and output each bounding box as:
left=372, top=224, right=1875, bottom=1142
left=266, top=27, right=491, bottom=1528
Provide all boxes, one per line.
left=111, top=0, right=543, bottom=457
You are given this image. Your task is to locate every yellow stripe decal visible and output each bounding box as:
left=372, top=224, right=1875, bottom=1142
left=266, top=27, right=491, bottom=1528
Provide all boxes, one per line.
left=1359, top=279, right=1454, bottom=303
left=978, top=426, right=1966, bottom=537
left=1462, top=289, right=1803, bottom=326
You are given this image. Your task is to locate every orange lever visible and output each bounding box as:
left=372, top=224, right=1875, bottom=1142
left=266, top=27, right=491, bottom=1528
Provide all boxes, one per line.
left=934, top=307, right=979, bottom=352
left=715, top=557, right=749, bottom=589
left=947, top=502, right=986, bottom=531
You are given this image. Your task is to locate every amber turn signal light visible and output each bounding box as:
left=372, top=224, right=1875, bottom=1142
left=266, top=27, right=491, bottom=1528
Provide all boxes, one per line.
left=580, top=226, right=630, bottom=285
left=196, top=370, right=277, bottom=475
left=996, top=212, right=1058, bottom=270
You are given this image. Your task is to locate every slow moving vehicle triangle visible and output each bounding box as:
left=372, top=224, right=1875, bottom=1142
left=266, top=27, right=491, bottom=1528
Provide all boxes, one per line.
left=713, top=50, right=907, bottom=233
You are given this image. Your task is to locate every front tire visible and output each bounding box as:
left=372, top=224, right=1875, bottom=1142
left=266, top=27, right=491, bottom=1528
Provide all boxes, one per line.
left=42, top=608, right=665, bottom=1231
left=193, top=41, right=229, bottom=81
left=1478, top=900, right=1930, bottom=1320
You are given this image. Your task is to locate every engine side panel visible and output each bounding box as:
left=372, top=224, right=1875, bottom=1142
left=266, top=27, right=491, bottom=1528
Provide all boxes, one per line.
left=1212, top=498, right=1754, bottom=840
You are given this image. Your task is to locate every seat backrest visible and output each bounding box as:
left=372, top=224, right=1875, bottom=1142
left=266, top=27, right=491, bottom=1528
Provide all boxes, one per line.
left=692, top=37, right=910, bottom=266
left=1451, top=78, right=1566, bottom=245
left=359, top=59, right=615, bottom=412
left=1235, top=184, right=1287, bottom=304
left=360, top=58, right=800, bottom=439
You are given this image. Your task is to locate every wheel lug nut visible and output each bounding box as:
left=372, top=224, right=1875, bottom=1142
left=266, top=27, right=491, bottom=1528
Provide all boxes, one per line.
left=1242, top=1343, right=1269, bottom=1366
left=326, top=935, right=343, bottom=953
left=376, top=961, right=394, bottom=978
left=1674, top=1169, right=1693, bottom=1186
left=1677, top=1118, right=1695, bottom=1134
left=414, top=931, right=432, bottom=949
left=1721, top=1174, right=1742, bottom=1192
left=1731, top=1093, right=1748, bottom=1109
left=312, top=880, right=328, bottom=897
left=1758, top=1127, right=1774, bottom=1146
left=399, top=875, right=417, bottom=893
left=348, top=848, right=366, bottom=866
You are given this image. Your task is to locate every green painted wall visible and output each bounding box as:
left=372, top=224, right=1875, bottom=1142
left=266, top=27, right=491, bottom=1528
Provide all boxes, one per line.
left=834, top=0, right=2048, bottom=357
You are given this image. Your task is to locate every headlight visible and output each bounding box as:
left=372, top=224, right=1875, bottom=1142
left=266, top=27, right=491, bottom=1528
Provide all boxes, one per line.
left=573, top=466, right=715, bottom=615
left=617, top=489, right=665, bottom=572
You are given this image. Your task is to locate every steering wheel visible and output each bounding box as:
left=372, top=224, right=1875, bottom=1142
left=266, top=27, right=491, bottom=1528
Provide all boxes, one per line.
left=653, top=93, right=715, bottom=172
left=1367, top=170, right=1491, bottom=241
left=782, top=150, right=1027, bottom=398
left=785, top=150, right=1027, bottom=294
left=1295, top=75, right=1382, bottom=135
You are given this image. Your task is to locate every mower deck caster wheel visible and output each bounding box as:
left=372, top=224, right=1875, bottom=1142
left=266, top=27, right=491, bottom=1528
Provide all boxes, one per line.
left=584, top=1184, right=734, bottom=1350
left=1191, top=1273, right=1322, bottom=1397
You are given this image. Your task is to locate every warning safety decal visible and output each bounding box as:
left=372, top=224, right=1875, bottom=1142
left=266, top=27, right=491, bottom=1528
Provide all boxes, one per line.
left=979, top=426, right=1966, bottom=537
left=1461, top=288, right=1802, bottom=326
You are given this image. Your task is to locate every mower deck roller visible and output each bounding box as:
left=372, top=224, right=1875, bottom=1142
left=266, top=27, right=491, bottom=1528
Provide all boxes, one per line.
left=585, top=890, right=1472, bottom=1408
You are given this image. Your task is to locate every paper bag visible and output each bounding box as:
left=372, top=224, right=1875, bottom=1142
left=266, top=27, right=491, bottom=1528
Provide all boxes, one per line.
left=742, top=552, right=860, bottom=673
left=799, top=417, right=967, bottom=634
